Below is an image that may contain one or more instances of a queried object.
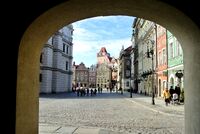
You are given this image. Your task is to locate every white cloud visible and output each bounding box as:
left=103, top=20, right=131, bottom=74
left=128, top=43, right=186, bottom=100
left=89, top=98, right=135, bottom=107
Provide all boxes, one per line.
left=73, top=27, right=101, bottom=41
left=73, top=38, right=132, bottom=67
left=100, top=39, right=132, bottom=57
left=71, top=16, right=135, bottom=67
left=73, top=40, right=97, bottom=53
left=72, top=16, right=135, bottom=41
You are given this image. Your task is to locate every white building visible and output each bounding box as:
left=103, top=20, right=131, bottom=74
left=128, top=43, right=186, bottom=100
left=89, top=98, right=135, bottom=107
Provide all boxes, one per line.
left=134, top=18, right=157, bottom=95
left=40, top=25, right=74, bottom=93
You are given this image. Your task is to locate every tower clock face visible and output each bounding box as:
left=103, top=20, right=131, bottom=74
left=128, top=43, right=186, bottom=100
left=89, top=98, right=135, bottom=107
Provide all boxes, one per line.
left=126, top=60, right=130, bottom=66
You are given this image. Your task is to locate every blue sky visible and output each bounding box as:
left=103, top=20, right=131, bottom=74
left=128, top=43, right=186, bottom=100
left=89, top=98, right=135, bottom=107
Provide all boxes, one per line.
left=72, top=16, right=135, bottom=67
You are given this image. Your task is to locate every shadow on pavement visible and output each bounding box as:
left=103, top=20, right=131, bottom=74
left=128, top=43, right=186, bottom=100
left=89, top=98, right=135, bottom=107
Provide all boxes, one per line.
left=39, top=92, right=126, bottom=99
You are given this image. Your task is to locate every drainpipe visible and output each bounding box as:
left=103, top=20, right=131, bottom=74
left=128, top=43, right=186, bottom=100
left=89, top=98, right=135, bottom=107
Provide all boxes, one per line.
left=166, top=29, right=169, bottom=89
left=154, top=23, right=158, bottom=98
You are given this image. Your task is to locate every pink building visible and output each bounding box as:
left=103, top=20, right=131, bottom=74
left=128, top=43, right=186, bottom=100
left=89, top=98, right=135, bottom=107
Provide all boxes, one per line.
left=156, top=25, right=167, bottom=97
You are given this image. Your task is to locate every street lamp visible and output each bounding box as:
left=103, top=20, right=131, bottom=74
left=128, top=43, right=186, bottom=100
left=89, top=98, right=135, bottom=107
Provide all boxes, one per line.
left=147, top=41, right=155, bottom=105
left=145, top=22, right=157, bottom=105
left=128, top=72, right=132, bottom=98
left=175, top=70, right=184, bottom=79
left=175, top=70, right=184, bottom=86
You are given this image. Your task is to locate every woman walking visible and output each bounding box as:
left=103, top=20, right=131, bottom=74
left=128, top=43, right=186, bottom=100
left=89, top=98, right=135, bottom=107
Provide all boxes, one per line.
left=163, top=88, right=171, bottom=106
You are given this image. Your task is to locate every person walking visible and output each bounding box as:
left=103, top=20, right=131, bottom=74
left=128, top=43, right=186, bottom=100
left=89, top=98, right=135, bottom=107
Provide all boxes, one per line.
left=169, top=86, right=174, bottom=101
left=86, top=88, right=89, bottom=96
left=175, top=85, right=181, bottom=102
left=119, top=87, right=123, bottom=94
left=77, top=88, right=80, bottom=97
left=94, top=88, right=97, bottom=95
left=90, top=89, right=93, bottom=96
left=163, top=88, right=171, bottom=106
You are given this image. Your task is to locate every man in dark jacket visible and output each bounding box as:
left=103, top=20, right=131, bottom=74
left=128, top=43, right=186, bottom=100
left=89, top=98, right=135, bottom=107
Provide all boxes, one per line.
left=175, top=85, right=181, bottom=102
left=169, top=86, right=174, bottom=101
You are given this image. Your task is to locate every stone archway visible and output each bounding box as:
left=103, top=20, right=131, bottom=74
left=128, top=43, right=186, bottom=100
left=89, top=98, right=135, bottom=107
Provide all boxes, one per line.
left=16, top=0, right=200, bottom=134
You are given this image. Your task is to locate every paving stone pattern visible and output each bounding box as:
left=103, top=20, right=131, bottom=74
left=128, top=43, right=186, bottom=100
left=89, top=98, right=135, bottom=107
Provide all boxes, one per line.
left=39, top=91, right=184, bottom=134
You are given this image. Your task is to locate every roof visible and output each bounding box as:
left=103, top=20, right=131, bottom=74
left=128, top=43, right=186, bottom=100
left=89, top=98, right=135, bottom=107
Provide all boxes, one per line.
left=124, top=45, right=133, bottom=52
left=100, top=47, right=107, bottom=53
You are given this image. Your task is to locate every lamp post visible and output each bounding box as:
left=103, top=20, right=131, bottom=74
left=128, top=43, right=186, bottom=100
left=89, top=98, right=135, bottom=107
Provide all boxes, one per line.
left=147, top=44, right=155, bottom=105
left=146, top=22, right=157, bottom=105
left=129, top=72, right=132, bottom=98
left=130, top=72, right=134, bottom=98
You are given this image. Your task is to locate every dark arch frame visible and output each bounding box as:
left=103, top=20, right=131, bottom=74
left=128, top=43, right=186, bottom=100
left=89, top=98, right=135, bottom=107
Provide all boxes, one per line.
left=15, top=0, right=200, bottom=133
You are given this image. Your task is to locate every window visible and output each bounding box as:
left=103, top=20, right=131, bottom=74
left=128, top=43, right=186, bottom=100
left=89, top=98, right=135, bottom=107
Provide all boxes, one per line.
left=39, top=74, right=42, bottom=82
left=63, top=43, right=66, bottom=52
left=163, top=81, right=166, bottom=90
left=126, top=70, right=130, bottom=77
left=66, top=45, right=69, bottom=54
left=40, top=53, right=43, bottom=63
left=159, top=51, right=162, bottom=65
left=52, top=36, right=55, bottom=44
left=66, top=61, right=68, bottom=70
left=126, top=81, right=129, bottom=87
left=177, top=41, right=180, bottom=56
left=170, top=43, right=174, bottom=58
left=162, top=49, right=166, bottom=64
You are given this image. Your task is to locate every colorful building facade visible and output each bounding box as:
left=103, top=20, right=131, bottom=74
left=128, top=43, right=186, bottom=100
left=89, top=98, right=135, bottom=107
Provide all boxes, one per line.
left=167, top=31, right=184, bottom=90
left=72, top=62, right=89, bottom=88
left=96, top=47, right=112, bottom=88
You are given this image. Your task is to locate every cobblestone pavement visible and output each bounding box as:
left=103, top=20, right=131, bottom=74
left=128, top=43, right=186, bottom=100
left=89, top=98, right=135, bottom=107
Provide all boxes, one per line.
left=39, top=90, right=184, bottom=134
